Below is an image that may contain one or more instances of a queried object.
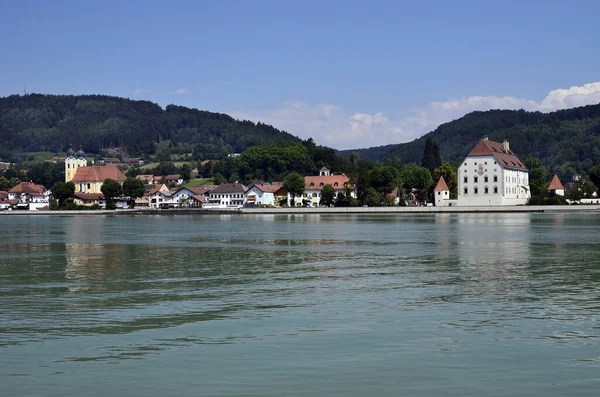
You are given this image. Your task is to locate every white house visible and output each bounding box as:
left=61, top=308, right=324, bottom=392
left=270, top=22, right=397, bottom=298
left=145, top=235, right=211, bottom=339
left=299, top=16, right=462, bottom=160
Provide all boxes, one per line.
left=8, top=182, right=50, bottom=210
left=434, top=176, right=456, bottom=207
left=206, top=183, right=247, bottom=208
left=171, top=185, right=215, bottom=207
left=548, top=174, right=565, bottom=196
left=165, top=174, right=184, bottom=185
left=295, top=168, right=356, bottom=207
left=245, top=181, right=282, bottom=207
left=457, top=138, right=530, bottom=206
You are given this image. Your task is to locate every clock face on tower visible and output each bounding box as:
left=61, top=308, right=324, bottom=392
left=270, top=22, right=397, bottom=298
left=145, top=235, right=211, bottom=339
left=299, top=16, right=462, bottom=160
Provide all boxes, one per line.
left=478, top=163, right=484, bottom=176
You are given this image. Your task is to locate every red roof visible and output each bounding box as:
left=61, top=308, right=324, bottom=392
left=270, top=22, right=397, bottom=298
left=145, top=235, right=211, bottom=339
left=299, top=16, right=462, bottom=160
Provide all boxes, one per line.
left=136, top=174, right=154, bottom=182
left=434, top=176, right=449, bottom=191
left=548, top=174, right=564, bottom=190
left=305, top=175, right=352, bottom=191
left=165, top=174, right=181, bottom=180
left=9, top=182, right=45, bottom=195
left=211, top=183, right=247, bottom=194
left=74, top=192, right=104, bottom=200
left=191, top=194, right=208, bottom=203
left=467, top=139, right=527, bottom=171
left=247, top=181, right=283, bottom=193
left=72, top=165, right=126, bottom=183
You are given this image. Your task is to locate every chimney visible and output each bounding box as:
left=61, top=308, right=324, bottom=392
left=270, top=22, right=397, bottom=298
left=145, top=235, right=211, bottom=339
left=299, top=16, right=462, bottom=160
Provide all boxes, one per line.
left=503, top=139, right=509, bottom=152
left=483, top=135, right=488, bottom=141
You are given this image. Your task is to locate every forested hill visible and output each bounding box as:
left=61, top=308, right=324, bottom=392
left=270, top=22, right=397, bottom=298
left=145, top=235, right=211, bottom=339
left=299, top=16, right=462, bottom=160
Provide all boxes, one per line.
left=0, top=94, right=301, bottom=161
left=339, top=104, right=600, bottom=174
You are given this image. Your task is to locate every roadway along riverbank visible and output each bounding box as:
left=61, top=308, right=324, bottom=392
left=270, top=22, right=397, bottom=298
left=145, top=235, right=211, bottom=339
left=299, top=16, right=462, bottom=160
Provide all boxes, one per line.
left=2, top=205, right=600, bottom=215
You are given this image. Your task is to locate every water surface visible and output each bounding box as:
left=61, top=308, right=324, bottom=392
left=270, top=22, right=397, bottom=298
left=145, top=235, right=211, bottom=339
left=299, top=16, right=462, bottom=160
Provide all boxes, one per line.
left=1, top=213, right=600, bottom=396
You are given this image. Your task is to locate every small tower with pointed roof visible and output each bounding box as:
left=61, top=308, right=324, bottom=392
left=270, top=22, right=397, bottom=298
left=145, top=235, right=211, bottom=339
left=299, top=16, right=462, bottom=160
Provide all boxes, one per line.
left=65, top=145, right=88, bottom=182
left=434, top=176, right=450, bottom=206
left=548, top=174, right=565, bottom=196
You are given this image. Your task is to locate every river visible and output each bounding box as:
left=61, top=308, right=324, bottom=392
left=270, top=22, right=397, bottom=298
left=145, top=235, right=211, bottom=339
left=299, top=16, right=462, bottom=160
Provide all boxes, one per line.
left=1, top=213, right=599, bottom=396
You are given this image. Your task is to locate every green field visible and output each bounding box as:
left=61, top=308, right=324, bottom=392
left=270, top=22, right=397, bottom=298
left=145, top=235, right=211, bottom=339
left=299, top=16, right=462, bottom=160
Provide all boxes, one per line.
left=140, top=161, right=189, bottom=170
left=183, top=178, right=211, bottom=187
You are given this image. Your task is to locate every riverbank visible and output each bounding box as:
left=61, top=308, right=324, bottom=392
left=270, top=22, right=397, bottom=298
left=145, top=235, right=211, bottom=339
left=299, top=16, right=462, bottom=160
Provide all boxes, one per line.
left=2, top=205, right=600, bottom=216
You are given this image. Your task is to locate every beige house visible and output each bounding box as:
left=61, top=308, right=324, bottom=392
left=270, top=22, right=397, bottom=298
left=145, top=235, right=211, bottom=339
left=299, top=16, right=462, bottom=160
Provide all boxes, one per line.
left=71, top=165, right=127, bottom=193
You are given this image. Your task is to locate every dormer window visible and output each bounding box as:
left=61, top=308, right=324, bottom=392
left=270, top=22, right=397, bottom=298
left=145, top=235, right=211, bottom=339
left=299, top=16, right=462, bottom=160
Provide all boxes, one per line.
left=319, top=182, right=324, bottom=187
left=334, top=182, right=338, bottom=187
left=310, top=183, right=314, bottom=187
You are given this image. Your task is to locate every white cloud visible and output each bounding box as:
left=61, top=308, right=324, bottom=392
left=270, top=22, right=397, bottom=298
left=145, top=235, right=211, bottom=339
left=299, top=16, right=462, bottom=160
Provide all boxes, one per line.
left=236, top=81, right=600, bottom=150
left=174, top=87, right=191, bottom=95
left=133, top=87, right=191, bottom=96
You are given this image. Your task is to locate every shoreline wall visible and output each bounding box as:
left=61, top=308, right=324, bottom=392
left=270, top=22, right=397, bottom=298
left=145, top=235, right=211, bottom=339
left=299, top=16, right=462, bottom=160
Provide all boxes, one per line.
left=2, top=205, right=600, bottom=216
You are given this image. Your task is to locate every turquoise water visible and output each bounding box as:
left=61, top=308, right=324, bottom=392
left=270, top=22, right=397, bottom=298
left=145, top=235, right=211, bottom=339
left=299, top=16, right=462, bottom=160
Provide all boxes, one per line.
left=1, top=213, right=600, bottom=396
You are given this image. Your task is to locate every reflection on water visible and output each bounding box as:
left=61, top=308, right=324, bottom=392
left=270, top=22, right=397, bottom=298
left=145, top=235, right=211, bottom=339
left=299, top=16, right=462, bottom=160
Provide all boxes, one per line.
left=1, top=213, right=600, bottom=397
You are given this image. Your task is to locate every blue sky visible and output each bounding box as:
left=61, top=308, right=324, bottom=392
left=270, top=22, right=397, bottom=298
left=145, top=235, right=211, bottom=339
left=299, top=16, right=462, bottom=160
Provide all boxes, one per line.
left=1, top=0, right=599, bottom=149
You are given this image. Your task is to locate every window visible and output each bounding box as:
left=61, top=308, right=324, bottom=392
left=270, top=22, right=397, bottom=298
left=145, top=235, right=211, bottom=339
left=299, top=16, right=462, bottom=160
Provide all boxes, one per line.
left=474, top=176, right=478, bottom=183
left=464, top=176, right=468, bottom=183
left=464, top=187, right=468, bottom=194
left=484, top=187, right=489, bottom=194
left=493, top=175, right=498, bottom=182
left=444, top=191, right=448, bottom=195
left=474, top=187, right=478, bottom=194
left=484, top=176, right=488, bottom=183
left=485, top=161, right=487, bottom=165
left=437, top=191, right=441, bottom=196
left=87, top=183, right=91, bottom=190
left=494, top=186, right=498, bottom=194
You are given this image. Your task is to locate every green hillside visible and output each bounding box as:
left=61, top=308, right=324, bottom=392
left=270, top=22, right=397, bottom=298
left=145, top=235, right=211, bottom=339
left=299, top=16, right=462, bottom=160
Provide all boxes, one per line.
left=339, top=104, right=600, bottom=175
left=0, top=94, right=301, bottom=162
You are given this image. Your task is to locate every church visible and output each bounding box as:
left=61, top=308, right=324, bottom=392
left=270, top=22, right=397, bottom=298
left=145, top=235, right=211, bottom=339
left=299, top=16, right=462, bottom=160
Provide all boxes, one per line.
left=65, top=147, right=126, bottom=194
left=457, top=137, right=530, bottom=206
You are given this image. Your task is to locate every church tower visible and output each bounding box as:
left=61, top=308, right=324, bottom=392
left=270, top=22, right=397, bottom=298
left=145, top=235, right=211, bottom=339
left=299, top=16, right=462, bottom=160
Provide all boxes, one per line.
left=65, top=145, right=88, bottom=182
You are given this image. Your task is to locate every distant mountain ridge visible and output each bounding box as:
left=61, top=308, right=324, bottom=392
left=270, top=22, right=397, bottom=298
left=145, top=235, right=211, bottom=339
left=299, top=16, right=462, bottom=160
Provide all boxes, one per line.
left=339, top=104, right=600, bottom=174
left=0, top=94, right=301, bottom=161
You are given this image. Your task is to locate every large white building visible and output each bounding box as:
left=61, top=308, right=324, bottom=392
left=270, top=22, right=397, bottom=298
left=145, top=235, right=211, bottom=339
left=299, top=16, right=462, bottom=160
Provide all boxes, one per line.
left=296, top=167, right=356, bottom=207
left=457, top=138, right=530, bottom=206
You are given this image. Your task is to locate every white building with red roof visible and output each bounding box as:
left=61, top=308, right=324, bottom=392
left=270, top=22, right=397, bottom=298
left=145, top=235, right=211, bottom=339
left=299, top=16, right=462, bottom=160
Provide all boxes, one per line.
left=547, top=174, right=565, bottom=196
left=245, top=181, right=283, bottom=207
left=8, top=181, right=50, bottom=210
left=299, top=167, right=356, bottom=207
left=457, top=137, right=530, bottom=206
left=206, top=183, right=247, bottom=208
left=434, top=176, right=454, bottom=207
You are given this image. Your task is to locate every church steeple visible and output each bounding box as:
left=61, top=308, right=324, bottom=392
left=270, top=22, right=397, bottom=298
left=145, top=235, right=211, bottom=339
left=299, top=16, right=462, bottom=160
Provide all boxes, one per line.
left=65, top=145, right=87, bottom=182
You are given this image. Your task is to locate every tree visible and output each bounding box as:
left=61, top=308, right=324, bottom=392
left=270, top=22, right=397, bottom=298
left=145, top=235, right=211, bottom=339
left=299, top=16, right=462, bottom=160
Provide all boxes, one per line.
left=283, top=172, right=305, bottom=207
left=212, top=173, right=226, bottom=185
left=320, top=184, right=335, bottom=207
left=180, top=163, right=192, bottom=181
left=589, top=164, right=600, bottom=191
left=122, top=177, right=146, bottom=208
left=370, top=165, right=401, bottom=195
left=363, top=187, right=382, bottom=207
left=101, top=178, right=123, bottom=210
left=421, top=138, right=442, bottom=174
left=400, top=163, right=433, bottom=204
left=51, top=181, right=75, bottom=210
left=0, top=176, right=11, bottom=191
left=433, top=162, right=458, bottom=199
left=524, top=157, right=548, bottom=196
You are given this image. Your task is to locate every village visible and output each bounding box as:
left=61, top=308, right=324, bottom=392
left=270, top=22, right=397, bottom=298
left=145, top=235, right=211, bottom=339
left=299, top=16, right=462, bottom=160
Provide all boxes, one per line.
left=1, top=138, right=598, bottom=212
